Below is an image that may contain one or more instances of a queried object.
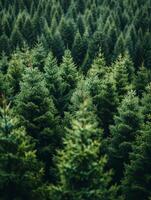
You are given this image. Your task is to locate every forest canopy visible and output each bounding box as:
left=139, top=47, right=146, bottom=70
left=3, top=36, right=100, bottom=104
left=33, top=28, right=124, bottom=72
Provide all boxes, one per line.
left=0, top=0, right=151, bottom=199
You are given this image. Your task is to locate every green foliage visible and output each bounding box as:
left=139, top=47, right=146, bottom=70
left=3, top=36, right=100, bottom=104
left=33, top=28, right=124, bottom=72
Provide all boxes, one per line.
left=0, top=0, right=151, bottom=198
left=15, top=67, right=61, bottom=182
left=0, top=98, right=46, bottom=199
left=57, top=50, right=79, bottom=115
left=49, top=98, right=119, bottom=200
left=108, top=91, right=143, bottom=182
left=122, top=122, right=151, bottom=200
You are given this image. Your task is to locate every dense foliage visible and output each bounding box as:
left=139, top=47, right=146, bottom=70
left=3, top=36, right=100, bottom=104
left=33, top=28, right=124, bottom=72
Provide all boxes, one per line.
left=0, top=0, right=151, bottom=199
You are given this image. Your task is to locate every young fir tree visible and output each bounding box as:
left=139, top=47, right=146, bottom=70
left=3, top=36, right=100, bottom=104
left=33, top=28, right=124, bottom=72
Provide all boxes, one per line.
left=122, top=85, right=151, bottom=199
left=92, top=74, right=119, bottom=137
left=49, top=98, right=119, bottom=200
left=51, top=31, right=65, bottom=62
left=134, top=65, right=151, bottom=97
left=57, top=50, right=79, bottom=115
left=112, top=55, right=131, bottom=100
left=44, top=52, right=60, bottom=105
left=0, top=98, right=47, bottom=200
left=122, top=122, right=151, bottom=200
left=72, top=31, right=87, bottom=67
left=32, top=42, right=47, bottom=71
left=87, top=52, right=118, bottom=136
left=141, top=84, right=151, bottom=123
left=0, top=34, right=10, bottom=54
left=108, top=91, right=143, bottom=183
left=6, top=50, right=26, bottom=98
left=15, top=67, right=61, bottom=182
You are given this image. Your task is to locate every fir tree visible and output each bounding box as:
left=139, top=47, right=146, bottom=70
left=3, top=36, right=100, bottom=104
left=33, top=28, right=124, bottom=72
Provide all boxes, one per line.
left=57, top=50, right=79, bottom=115
left=0, top=98, right=47, bottom=200
left=15, top=67, right=61, bottom=182
left=108, top=91, right=143, bottom=183
left=49, top=98, right=119, bottom=200
left=122, top=122, right=151, bottom=200
left=72, top=31, right=87, bottom=67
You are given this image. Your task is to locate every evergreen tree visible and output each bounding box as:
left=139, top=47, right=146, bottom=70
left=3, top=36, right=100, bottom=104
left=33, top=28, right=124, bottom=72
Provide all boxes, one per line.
left=134, top=66, right=151, bottom=96
left=0, top=34, right=10, bottom=55
left=44, top=52, right=60, bottom=105
left=51, top=31, right=65, bottom=62
left=112, top=55, right=131, bottom=100
left=32, top=42, right=47, bottom=71
left=113, top=33, right=125, bottom=59
left=108, top=91, right=143, bottom=183
left=49, top=98, right=118, bottom=200
left=72, top=31, right=87, bottom=67
left=10, top=26, right=24, bottom=49
left=0, top=98, right=47, bottom=200
left=15, top=67, right=61, bottom=182
left=57, top=50, right=79, bottom=115
left=6, top=50, right=26, bottom=98
left=122, top=122, right=151, bottom=200
left=59, top=17, right=75, bottom=49
left=142, top=84, right=151, bottom=123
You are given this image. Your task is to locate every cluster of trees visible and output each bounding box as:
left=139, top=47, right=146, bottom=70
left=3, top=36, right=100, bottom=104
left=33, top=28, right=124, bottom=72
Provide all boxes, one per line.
left=1, top=0, right=151, bottom=199
left=1, top=45, right=151, bottom=199
left=0, top=0, right=151, bottom=69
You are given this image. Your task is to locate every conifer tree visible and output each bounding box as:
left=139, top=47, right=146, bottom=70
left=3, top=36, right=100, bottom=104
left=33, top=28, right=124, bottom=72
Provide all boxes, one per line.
left=15, top=67, right=61, bottom=182
left=57, top=50, right=79, bottom=115
left=0, top=34, right=10, bottom=54
left=72, top=31, right=87, bottom=67
left=122, top=122, right=151, bottom=200
left=6, top=50, right=26, bottom=98
left=10, top=26, right=24, bottom=49
left=0, top=98, right=47, bottom=200
left=59, top=17, right=75, bottom=49
left=108, top=91, right=143, bottom=183
left=49, top=98, right=118, bottom=200
left=51, top=31, right=65, bottom=62
left=112, top=55, right=131, bottom=100
left=44, top=52, right=60, bottom=105
left=134, top=66, right=151, bottom=96
left=113, top=33, right=125, bottom=59
left=141, top=84, right=151, bottom=123
left=32, top=42, right=47, bottom=71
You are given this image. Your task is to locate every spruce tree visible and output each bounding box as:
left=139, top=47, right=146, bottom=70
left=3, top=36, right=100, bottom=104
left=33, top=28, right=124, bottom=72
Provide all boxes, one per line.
left=134, top=66, right=151, bottom=96
left=44, top=52, right=60, bottom=105
left=112, top=55, right=131, bottom=100
left=72, top=31, right=87, bottom=67
left=15, top=67, right=61, bottom=182
left=108, top=91, right=143, bottom=183
left=122, top=122, right=151, bottom=200
left=0, top=98, right=47, bottom=200
left=6, top=50, right=26, bottom=98
left=0, top=34, right=10, bottom=54
left=57, top=50, right=79, bottom=115
left=49, top=98, right=118, bottom=200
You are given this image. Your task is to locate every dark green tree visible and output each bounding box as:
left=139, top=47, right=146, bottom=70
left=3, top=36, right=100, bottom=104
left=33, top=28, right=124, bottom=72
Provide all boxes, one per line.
left=108, top=91, right=143, bottom=183
left=49, top=98, right=119, bottom=200
left=0, top=98, right=47, bottom=200
left=122, top=122, right=151, bottom=200
left=15, top=67, right=61, bottom=182
left=57, top=50, right=79, bottom=115
left=72, top=31, right=87, bottom=67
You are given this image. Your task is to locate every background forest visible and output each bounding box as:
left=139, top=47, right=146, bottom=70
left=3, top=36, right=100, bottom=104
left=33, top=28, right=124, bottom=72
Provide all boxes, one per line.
left=0, top=0, right=151, bottom=199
